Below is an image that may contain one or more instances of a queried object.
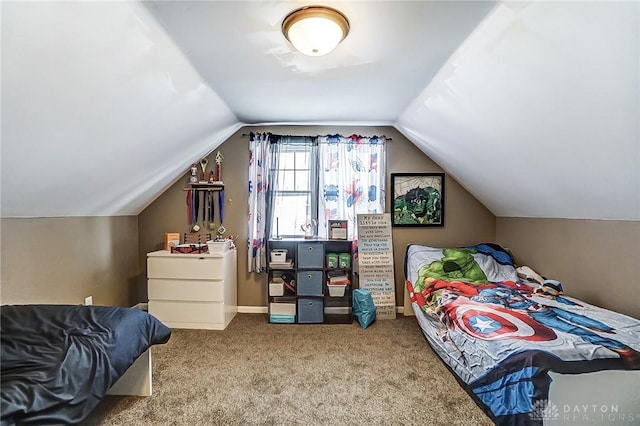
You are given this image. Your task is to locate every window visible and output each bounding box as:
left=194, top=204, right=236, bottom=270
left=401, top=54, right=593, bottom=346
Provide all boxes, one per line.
left=269, top=141, right=318, bottom=238
left=248, top=132, right=386, bottom=273
left=268, top=134, right=386, bottom=241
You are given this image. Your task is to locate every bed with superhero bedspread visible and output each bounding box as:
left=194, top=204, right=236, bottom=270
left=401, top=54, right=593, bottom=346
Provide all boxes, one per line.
left=0, top=304, right=171, bottom=425
left=404, top=244, right=640, bottom=426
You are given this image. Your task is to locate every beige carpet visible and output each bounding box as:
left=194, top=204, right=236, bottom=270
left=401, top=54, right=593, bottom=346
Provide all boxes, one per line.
left=83, top=314, right=493, bottom=426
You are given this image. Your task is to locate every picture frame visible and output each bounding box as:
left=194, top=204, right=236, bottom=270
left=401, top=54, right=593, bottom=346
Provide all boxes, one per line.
left=391, top=173, right=445, bottom=227
left=328, top=219, right=348, bottom=240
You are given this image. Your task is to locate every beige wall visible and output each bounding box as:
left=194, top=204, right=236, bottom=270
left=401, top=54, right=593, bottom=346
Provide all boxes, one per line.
left=1, top=216, right=138, bottom=307
left=138, top=126, right=257, bottom=305
left=138, top=125, right=496, bottom=307
left=386, top=128, right=496, bottom=304
left=4, top=137, right=634, bottom=319
left=496, top=218, right=639, bottom=319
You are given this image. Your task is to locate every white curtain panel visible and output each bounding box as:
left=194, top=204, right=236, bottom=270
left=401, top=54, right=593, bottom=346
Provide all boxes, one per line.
left=247, top=133, right=271, bottom=273
left=317, top=135, right=386, bottom=248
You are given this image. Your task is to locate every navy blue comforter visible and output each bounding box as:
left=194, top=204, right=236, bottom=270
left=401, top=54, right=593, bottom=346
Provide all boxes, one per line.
left=1, top=305, right=171, bottom=425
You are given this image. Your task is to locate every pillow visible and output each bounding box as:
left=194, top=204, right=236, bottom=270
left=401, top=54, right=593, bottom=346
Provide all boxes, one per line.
left=467, top=243, right=515, bottom=266
left=468, top=243, right=518, bottom=282
left=475, top=253, right=519, bottom=282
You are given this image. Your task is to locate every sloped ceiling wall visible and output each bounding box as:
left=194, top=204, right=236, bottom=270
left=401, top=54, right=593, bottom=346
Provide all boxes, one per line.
left=397, top=1, right=639, bottom=220
left=1, top=1, right=638, bottom=221
left=2, top=2, right=240, bottom=217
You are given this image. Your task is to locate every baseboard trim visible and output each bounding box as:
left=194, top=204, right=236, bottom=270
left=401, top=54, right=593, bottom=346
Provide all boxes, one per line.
left=237, top=306, right=403, bottom=314
left=132, top=302, right=148, bottom=311
left=238, top=306, right=268, bottom=314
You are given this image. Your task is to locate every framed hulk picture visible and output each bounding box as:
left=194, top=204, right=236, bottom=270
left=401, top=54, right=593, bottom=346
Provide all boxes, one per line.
left=391, top=173, right=445, bottom=227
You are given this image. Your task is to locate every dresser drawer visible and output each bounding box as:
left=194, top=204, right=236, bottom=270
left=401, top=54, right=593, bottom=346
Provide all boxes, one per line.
left=148, top=279, right=223, bottom=302
left=148, top=256, right=224, bottom=280
left=149, top=300, right=224, bottom=324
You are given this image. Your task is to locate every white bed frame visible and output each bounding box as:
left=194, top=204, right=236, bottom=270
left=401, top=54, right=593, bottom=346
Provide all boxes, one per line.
left=403, top=288, right=640, bottom=425
left=106, top=303, right=156, bottom=397
left=106, top=349, right=153, bottom=396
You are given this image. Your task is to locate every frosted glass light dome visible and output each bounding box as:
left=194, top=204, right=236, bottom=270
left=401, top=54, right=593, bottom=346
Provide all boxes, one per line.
left=282, top=6, right=350, bottom=57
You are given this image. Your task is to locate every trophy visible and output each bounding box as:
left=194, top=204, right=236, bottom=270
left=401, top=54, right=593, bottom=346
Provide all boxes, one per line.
left=190, top=164, right=198, bottom=183
left=300, top=219, right=318, bottom=239
left=199, top=158, right=208, bottom=182
left=215, top=151, right=224, bottom=183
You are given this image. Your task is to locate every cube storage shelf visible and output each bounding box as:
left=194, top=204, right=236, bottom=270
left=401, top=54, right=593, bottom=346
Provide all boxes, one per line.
left=267, top=239, right=354, bottom=324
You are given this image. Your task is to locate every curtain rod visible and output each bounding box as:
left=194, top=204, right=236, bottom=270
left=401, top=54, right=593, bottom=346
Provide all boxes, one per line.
left=242, top=132, right=392, bottom=141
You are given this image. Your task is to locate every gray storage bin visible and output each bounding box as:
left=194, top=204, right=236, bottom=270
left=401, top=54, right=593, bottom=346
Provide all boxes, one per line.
left=297, top=242, right=324, bottom=268
left=296, top=271, right=323, bottom=296
left=297, top=298, right=324, bottom=323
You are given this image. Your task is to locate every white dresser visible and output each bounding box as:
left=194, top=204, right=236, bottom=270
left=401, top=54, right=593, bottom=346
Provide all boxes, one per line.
left=147, top=249, right=237, bottom=330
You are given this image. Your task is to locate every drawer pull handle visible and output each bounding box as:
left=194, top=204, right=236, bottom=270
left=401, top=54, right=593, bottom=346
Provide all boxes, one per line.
left=307, top=274, right=312, bottom=279
left=308, top=247, right=313, bottom=251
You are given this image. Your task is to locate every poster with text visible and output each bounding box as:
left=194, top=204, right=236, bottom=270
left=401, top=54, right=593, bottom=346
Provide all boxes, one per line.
left=357, top=213, right=396, bottom=319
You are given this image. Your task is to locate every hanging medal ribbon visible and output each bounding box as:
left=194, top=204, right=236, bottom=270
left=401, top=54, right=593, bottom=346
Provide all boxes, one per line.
left=189, top=190, right=196, bottom=226
left=209, top=191, right=215, bottom=229
left=193, top=190, right=197, bottom=224
left=186, top=189, right=193, bottom=225
left=192, top=190, right=200, bottom=232
left=217, top=189, right=225, bottom=235
left=218, top=190, right=224, bottom=224
left=202, top=190, right=207, bottom=228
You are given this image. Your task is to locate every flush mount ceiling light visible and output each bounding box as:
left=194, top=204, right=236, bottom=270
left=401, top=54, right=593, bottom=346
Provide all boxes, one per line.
left=282, top=5, right=350, bottom=56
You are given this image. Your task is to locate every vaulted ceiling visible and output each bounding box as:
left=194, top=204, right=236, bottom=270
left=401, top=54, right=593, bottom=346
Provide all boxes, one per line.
left=2, top=1, right=638, bottom=220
